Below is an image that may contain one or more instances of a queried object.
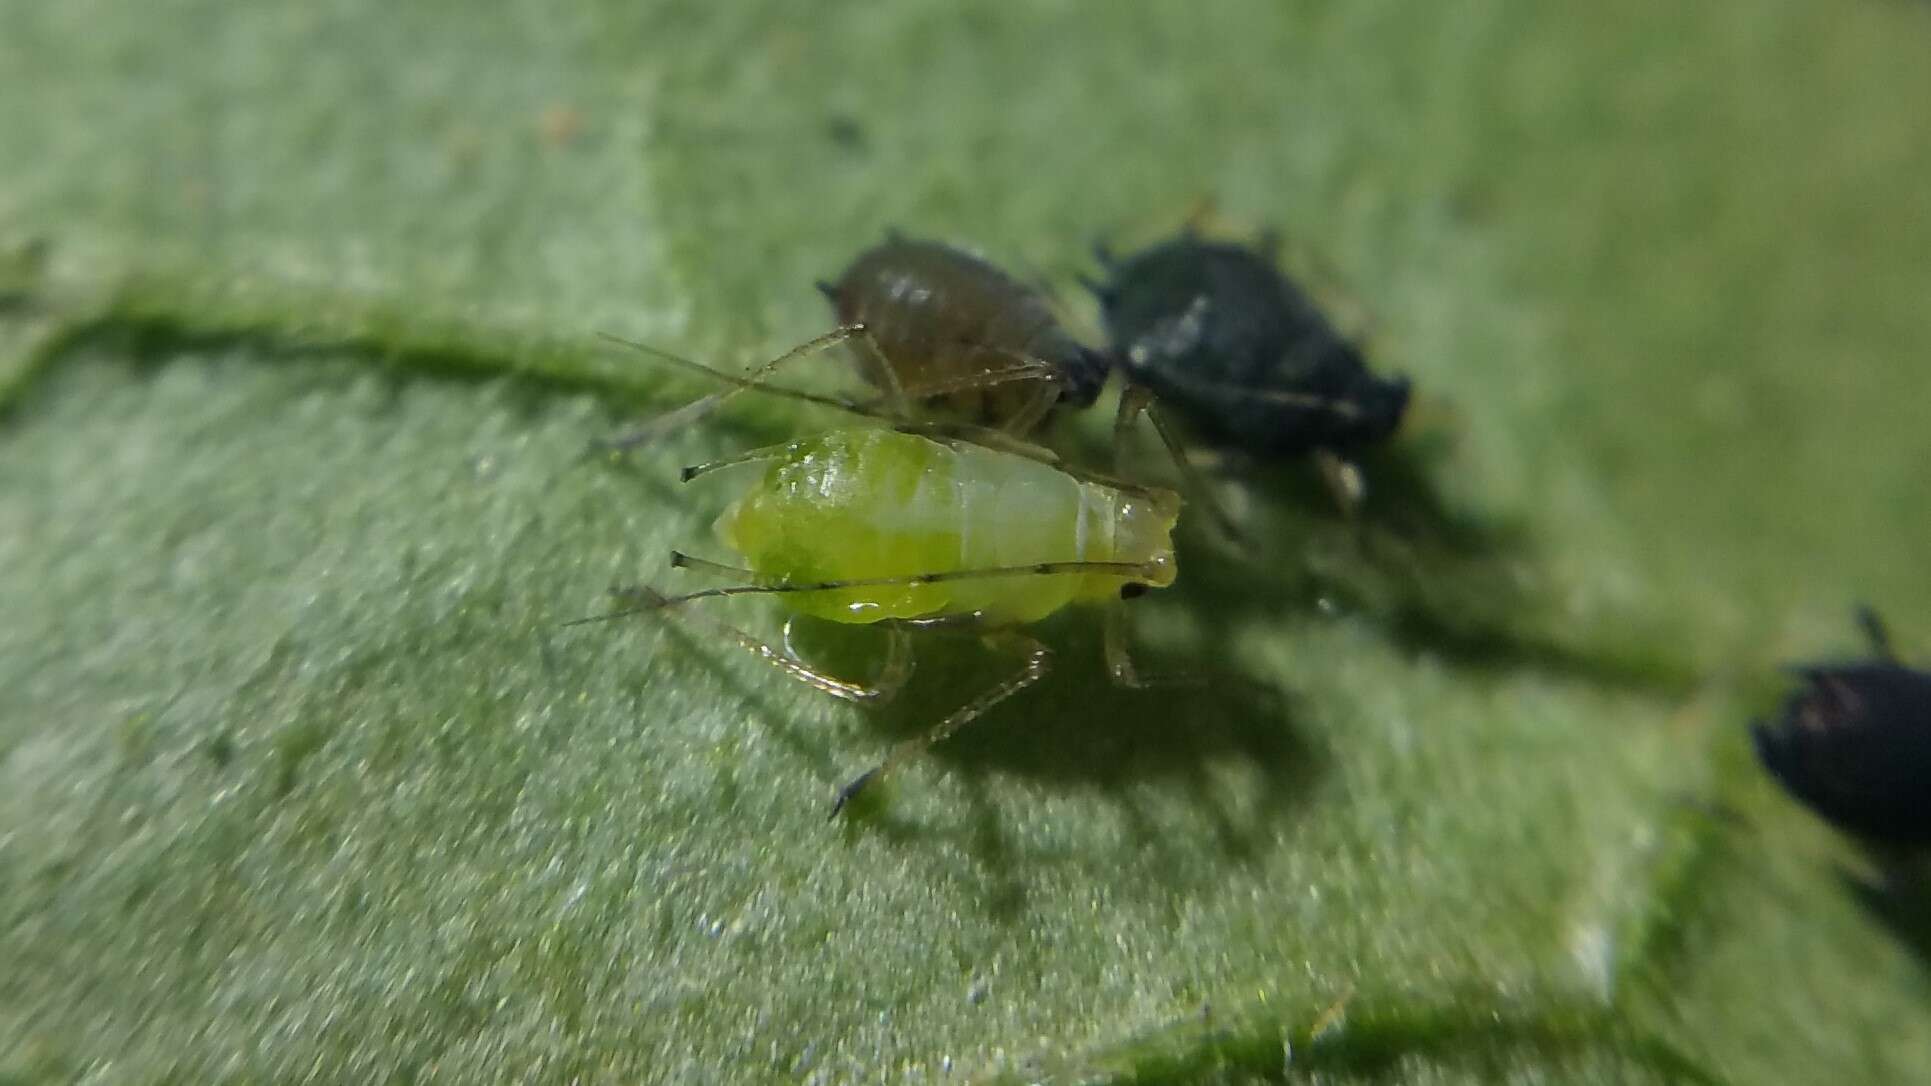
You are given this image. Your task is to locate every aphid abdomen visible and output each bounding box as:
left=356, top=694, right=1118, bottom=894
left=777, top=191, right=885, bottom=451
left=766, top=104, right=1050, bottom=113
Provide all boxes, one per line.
left=714, top=429, right=1174, bottom=625
left=824, top=237, right=1106, bottom=421
left=941, top=443, right=1093, bottom=622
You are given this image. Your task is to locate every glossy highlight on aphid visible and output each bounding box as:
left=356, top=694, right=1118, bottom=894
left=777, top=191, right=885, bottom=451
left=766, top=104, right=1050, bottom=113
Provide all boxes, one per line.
left=1089, top=232, right=1411, bottom=506
left=1751, top=608, right=1931, bottom=846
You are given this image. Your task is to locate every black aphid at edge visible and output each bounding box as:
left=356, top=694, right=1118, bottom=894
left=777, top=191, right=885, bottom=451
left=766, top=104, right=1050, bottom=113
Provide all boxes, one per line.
left=1751, top=608, right=1931, bottom=847
left=1087, top=232, right=1412, bottom=508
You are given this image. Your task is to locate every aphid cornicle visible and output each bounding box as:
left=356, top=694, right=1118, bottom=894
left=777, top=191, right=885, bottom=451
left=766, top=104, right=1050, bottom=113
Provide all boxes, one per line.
left=1088, top=232, right=1412, bottom=509
left=577, top=354, right=1185, bottom=817
left=1751, top=609, right=1931, bottom=847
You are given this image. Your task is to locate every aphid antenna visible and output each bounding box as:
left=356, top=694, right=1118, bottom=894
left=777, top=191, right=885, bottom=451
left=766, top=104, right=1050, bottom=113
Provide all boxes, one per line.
left=639, top=557, right=1163, bottom=608
left=556, top=575, right=759, bottom=628
left=590, top=325, right=880, bottom=454
left=557, top=584, right=680, bottom=628
left=561, top=553, right=1162, bottom=629
left=1126, top=387, right=1249, bottom=548
left=679, top=443, right=800, bottom=483
left=1855, top=604, right=1898, bottom=662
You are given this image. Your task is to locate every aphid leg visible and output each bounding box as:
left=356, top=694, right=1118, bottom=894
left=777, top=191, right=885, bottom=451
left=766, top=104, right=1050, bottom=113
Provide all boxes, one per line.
left=889, top=361, right=1060, bottom=400
left=1103, top=599, right=1200, bottom=690
left=590, top=325, right=876, bottom=454
left=1117, top=383, right=1248, bottom=547
left=665, top=553, right=898, bottom=669
left=849, top=329, right=915, bottom=420
left=1855, top=605, right=1898, bottom=662
left=830, top=628, right=1053, bottom=817
left=598, top=584, right=916, bottom=705
left=1085, top=240, right=1119, bottom=294
left=860, top=347, right=1063, bottom=425
left=780, top=616, right=808, bottom=664
left=1308, top=984, right=1356, bottom=1039
left=1000, top=380, right=1060, bottom=436
left=1313, top=448, right=1367, bottom=518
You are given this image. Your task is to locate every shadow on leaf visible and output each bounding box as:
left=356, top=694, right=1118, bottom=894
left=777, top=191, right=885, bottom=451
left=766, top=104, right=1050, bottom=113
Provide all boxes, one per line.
left=1169, top=427, right=1695, bottom=696
left=786, top=615, right=1326, bottom=915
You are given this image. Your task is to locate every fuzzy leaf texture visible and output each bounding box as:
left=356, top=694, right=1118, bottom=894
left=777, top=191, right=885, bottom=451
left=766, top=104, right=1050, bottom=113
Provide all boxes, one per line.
left=4, top=2, right=1930, bottom=1083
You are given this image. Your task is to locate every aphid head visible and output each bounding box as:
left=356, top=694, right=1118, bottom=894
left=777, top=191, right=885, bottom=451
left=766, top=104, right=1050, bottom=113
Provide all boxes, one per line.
left=1052, top=344, right=1111, bottom=410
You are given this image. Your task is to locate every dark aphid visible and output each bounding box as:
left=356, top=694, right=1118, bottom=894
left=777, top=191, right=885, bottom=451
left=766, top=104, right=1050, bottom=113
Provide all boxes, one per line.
left=817, top=233, right=1110, bottom=434
left=1088, top=233, right=1411, bottom=505
left=1751, top=609, right=1931, bottom=846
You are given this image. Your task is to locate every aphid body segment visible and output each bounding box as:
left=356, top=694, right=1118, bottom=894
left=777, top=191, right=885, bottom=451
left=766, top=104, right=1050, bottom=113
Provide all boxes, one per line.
left=1091, top=235, right=1411, bottom=459
left=820, top=235, right=1108, bottom=431
left=716, top=427, right=1177, bottom=625
left=1752, top=611, right=1931, bottom=846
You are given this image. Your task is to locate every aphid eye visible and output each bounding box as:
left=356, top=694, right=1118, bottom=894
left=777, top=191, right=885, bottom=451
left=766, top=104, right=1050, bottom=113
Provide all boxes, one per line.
left=1119, top=583, right=1149, bottom=600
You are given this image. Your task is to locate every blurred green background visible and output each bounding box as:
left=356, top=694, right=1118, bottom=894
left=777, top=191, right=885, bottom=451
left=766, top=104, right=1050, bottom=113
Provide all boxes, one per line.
left=4, top=1, right=1930, bottom=1082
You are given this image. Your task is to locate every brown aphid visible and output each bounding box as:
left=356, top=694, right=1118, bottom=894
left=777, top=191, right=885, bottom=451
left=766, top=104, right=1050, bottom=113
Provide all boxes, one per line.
left=816, top=233, right=1110, bottom=434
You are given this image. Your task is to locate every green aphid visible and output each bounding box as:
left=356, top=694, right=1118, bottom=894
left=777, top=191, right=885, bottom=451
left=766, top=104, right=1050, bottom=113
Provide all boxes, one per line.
left=581, top=338, right=1186, bottom=817
left=715, top=427, right=1177, bottom=625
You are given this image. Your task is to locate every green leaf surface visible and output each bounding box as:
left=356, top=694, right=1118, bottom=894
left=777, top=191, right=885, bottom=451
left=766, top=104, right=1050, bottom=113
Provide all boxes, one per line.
left=5, top=2, right=1930, bottom=1082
